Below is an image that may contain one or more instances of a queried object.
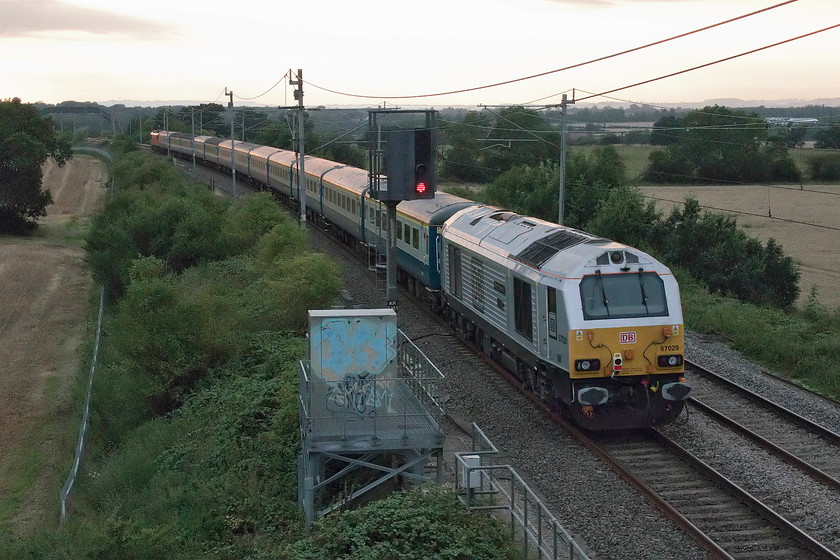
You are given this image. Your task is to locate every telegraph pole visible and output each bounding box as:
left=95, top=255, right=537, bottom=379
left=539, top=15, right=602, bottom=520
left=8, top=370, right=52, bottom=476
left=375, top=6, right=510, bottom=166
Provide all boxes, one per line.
left=191, top=107, right=196, bottom=174
left=288, top=69, right=307, bottom=228
left=225, top=88, right=237, bottom=198
left=557, top=91, right=574, bottom=225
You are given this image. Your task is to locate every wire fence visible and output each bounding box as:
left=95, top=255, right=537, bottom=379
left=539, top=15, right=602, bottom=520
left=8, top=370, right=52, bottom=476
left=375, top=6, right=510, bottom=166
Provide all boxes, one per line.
left=59, top=285, right=105, bottom=524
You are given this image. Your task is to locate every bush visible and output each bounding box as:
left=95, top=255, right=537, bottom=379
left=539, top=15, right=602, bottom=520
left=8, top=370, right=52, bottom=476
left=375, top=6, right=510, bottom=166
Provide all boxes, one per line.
left=584, top=184, right=661, bottom=249
left=110, top=272, right=235, bottom=413
left=86, top=152, right=294, bottom=298
left=291, top=487, right=518, bottom=560
left=651, top=197, right=800, bottom=308
left=807, top=152, right=840, bottom=181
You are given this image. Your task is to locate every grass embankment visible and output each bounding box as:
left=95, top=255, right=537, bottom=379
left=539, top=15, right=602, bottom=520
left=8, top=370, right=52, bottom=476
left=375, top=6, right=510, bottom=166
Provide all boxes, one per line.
left=2, top=149, right=517, bottom=559
left=679, top=272, right=840, bottom=397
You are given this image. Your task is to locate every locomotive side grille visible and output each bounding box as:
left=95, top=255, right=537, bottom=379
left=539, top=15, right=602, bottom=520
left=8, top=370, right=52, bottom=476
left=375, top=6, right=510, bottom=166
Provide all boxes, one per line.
left=516, top=230, right=588, bottom=269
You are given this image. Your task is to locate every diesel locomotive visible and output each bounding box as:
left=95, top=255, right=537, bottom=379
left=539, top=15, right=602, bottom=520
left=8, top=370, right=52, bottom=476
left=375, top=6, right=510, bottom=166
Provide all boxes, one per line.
left=150, top=130, right=690, bottom=430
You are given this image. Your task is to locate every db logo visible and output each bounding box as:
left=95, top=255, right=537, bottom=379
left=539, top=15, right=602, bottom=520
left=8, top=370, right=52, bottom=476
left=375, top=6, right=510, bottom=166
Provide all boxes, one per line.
left=620, top=331, right=636, bottom=344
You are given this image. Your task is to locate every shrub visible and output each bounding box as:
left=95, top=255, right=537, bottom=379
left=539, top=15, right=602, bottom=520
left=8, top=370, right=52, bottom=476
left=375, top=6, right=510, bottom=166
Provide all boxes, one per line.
left=291, top=486, right=518, bottom=560
left=807, top=152, right=840, bottom=181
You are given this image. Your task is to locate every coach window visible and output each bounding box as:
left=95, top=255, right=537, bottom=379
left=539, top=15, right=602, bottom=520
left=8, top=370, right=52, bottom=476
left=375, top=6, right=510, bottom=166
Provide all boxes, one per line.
left=514, top=277, right=533, bottom=341
left=412, top=227, right=419, bottom=249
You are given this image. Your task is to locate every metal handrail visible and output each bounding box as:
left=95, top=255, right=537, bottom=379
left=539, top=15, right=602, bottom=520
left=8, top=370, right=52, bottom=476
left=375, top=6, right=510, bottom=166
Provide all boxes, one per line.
left=454, top=423, right=591, bottom=560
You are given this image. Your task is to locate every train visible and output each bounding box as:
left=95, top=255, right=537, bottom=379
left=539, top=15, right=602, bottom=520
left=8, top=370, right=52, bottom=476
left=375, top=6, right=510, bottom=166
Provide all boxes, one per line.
left=150, top=130, right=691, bottom=430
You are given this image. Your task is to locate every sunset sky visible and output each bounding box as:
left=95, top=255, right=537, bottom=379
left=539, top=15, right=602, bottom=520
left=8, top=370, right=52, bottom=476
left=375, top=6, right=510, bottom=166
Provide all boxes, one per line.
left=1, top=0, right=838, bottom=108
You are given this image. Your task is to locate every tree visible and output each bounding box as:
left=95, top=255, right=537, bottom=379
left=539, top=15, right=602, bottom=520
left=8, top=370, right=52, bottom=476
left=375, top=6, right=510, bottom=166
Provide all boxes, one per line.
left=0, top=98, right=73, bottom=232
left=644, top=105, right=799, bottom=185
left=440, top=107, right=560, bottom=182
left=440, top=111, right=494, bottom=182
left=650, top=197, right=800, bottom=308
left=483, top=146, right=626, bottom=227
left=814, top=124, right=840, bottom=149
left=483, top=106, right=560, bottom=172
left=650, top=115, right=681, bottom=146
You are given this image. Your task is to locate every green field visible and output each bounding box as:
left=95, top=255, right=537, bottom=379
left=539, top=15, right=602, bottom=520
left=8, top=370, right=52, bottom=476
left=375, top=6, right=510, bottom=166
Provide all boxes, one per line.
left=572, top=143, right=840, bottom=184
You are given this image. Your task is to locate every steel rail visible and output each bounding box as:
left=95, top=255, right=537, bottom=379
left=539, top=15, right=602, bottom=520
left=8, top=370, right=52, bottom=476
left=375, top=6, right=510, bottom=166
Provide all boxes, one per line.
left=651, top=429, right=840, bottom=560
left=687, top=397, right=840, bottom=490
left=686, top=359, right=840, bottom=442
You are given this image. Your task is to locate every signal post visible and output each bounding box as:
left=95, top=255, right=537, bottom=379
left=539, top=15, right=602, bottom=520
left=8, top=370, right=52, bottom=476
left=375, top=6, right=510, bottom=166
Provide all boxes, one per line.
left=368, top=110, right=437, bottom=310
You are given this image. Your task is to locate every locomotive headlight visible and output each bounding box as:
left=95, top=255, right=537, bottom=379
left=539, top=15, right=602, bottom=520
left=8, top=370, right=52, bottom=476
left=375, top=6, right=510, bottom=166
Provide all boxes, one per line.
left=575, top=359, right=600, bottom=372
left=657, top=355, right=684, bottom=368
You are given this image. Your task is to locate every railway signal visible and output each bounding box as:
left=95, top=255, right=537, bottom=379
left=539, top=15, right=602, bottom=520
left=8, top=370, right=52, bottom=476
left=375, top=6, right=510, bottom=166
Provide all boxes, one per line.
left=368, top=109, right=438, bottom=310
left=380, top=127, right=436, bottom=202
left=412, top=128, right=435, bottom=200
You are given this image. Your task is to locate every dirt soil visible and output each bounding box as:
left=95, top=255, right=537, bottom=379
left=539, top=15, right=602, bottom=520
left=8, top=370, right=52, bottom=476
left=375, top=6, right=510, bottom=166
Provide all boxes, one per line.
left=0, top=155, right=107, bottom=533
left=640, top=184, right=840, bottom=309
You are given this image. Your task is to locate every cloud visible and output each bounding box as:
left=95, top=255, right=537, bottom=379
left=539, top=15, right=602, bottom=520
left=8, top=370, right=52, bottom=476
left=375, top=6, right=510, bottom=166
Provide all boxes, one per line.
left=0, top=0, right=176, bottom=39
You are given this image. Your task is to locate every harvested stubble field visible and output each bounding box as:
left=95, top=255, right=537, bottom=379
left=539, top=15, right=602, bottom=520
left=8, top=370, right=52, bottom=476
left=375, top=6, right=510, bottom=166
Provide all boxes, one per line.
left=639, top=183, right=840, bottom=309
left=0, top=156, right=106, bottom=534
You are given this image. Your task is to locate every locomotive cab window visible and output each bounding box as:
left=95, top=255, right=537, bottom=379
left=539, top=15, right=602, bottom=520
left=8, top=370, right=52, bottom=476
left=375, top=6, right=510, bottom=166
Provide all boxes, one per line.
left=580, top=271, right=668, bottom=320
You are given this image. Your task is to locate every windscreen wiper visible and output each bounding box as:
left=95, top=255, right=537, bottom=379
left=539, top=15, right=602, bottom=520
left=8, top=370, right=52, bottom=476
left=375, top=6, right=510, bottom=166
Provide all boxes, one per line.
left=638, top=268, right=650, bottom=314
left=596, top=270, right=610, bottom=316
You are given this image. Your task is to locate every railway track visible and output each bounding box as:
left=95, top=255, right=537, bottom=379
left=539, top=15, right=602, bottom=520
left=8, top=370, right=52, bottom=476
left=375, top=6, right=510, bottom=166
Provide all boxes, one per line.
left=589, top=428, right=837, bottom=559
left=685, top=360, right=840, bottom=489
left=295, top=195, right=840, bottom=558
left=171, top=153, right=840, bottom=559
left=478, top=352, right=840, bottom=558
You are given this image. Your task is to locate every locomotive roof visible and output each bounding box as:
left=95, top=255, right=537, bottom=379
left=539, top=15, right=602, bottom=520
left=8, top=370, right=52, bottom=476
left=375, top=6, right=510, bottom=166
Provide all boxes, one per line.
left=444, top=205, right=657, bottom=277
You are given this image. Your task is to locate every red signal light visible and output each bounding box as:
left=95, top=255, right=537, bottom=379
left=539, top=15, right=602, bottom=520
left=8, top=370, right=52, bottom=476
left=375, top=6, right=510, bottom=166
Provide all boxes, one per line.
left=415, top=182, right=427, bottom=194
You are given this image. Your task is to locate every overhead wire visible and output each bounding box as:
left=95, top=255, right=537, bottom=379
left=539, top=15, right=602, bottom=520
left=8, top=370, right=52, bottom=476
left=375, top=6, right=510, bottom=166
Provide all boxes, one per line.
left=532, top=23, right=840, bottom=106
left=233, top=71, right=291, bottom=101
left=310, top=121, right=370, bottom=153
left=302, top=0, right=799, bottom=101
